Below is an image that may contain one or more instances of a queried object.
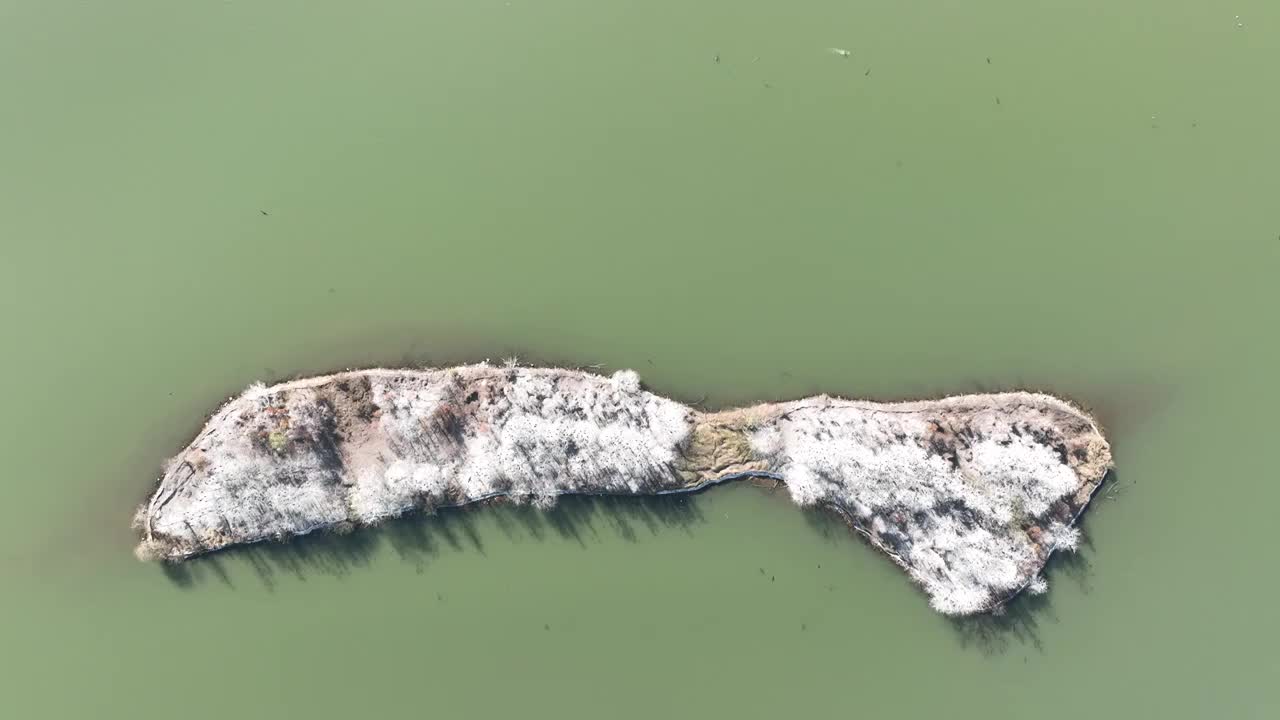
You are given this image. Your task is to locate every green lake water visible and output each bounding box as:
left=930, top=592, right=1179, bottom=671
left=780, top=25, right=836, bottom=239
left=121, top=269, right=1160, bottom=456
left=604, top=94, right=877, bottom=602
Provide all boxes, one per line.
left=2, top=1, right=1277, bottom=717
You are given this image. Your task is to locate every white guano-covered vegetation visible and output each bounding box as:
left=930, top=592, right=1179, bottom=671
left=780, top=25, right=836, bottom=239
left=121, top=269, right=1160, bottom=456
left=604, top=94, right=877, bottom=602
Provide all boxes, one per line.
left=135, top=365, right=1112, bottom=616
left=748, top=398, right=1101, bottom=614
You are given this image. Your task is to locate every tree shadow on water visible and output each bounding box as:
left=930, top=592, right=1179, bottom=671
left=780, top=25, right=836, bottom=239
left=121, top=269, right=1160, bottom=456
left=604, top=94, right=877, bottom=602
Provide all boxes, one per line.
left=949, top=528, right=1097, bottom=656
left=952, top=468, right=1128, bottom=656
left=463, top=493, right=705, bottom=552
left=950, top=585, right=1058, bottom=656
left=157, top=492, right=707, bottom=590
left=542, top=494, right=705, bottom=546
left=801, top=503, right=855, bottom=544
left=791, top=485, right=1109, bottom=657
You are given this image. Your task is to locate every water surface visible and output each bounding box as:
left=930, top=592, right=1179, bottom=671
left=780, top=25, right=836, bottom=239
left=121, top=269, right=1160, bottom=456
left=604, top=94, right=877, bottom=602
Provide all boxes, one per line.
left=1, top=1, right=1277, bottom=717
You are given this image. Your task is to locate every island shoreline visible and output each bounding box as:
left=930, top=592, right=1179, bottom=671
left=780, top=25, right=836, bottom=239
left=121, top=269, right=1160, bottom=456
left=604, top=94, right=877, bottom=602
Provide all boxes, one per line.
left=135, top=364, right=1113, bottom=616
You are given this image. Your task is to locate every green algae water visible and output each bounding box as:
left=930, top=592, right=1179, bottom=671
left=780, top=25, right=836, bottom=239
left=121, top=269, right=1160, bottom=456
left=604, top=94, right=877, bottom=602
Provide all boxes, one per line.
left=2, top=1, right=1277, bottom=717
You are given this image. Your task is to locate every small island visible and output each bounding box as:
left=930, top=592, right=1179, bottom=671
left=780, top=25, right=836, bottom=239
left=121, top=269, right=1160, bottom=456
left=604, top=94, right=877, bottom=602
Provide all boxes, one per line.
left=135, top=365, right=1112, bottom=615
